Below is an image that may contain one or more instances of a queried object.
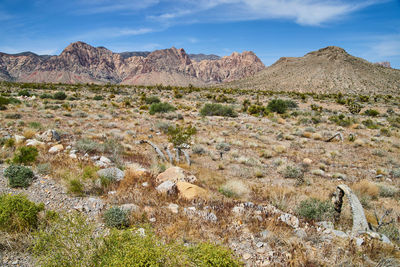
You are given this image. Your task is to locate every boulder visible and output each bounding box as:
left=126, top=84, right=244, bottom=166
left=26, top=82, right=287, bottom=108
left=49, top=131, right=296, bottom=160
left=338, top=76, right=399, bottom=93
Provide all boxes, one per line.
left=168, top=203, right=179, bottom=214
left=176, top=181, right=207, bottom=200
left=38, top=129, right=60, bottom=142
left=97, top=167, right=125, bottom=182
left=48, top=144, right=64, bottom=153
left=155, top=180, right=177, bottom=195
left=156, top=166, right=197, bottom=184
left=26, top=139, right=45, bottom=148
left=119, top=203, right=139, bottom=213
left=14, top=135, right=25, bottom=145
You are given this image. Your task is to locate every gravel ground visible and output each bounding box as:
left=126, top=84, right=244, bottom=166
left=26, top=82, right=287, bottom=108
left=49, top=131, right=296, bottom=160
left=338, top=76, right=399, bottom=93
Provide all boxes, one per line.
left=0, top=164, right=104, bottom=267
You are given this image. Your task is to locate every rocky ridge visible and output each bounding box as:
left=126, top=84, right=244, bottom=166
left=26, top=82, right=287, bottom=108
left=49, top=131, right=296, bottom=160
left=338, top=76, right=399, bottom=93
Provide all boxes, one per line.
left=0, top=42, right=264, bottom=86
left=228, top=46, right=400, bottom=95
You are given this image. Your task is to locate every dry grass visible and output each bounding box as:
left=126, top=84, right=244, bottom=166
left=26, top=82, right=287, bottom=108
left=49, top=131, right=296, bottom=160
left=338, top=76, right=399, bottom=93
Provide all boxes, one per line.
left=22, top=129, right=37, bottom=139
left=352, top=180, right=379, bottom=199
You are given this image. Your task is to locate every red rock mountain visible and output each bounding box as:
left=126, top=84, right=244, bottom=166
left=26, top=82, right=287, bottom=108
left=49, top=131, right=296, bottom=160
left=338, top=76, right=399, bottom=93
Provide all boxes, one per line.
left=0, top=41, right=265, bottom=86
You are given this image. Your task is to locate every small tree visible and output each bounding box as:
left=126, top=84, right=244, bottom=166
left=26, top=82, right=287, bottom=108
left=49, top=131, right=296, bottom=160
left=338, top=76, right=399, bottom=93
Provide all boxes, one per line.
left=167, top=124, right=196, bottom=164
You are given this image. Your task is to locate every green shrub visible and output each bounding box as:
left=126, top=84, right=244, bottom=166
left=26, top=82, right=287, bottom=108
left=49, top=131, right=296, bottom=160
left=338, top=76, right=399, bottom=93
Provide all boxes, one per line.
left=379, top=224, right=400, bottom=244
left=12, top=146, right=38, bottom=165
left=380, top=128, right=391, bottom=137
left=28, top=121, right=42, bottom=129
left=3, top=138, right=15, bottom=148
left=188, top=242, right=242, bottom=267
left=267, top=99, right=288, bottom=114
left=247, top=105, right=269, bottom=117
left=76, top=138, right=103, bottom=154
left=95, top=228, right=187, bottom=266
left=18, top=90, right=31, bottom=97
left=67, top=179, right=84, bottom=196
left=362, top=119, right=379, bottom=129
left=103, top=207, right=129, bottom=229
left=0, top=194, right=44, bottom=232
left=347, top=102, right=362, bottom=114
left=0, top=96, right=10, bottom=109
left=144, top=96, right=160, bottom=104
left=149, top=102, right=175, bottom=115
left=53, top=91, right=67, bottom=100
left=329, top=114, right=354, bottom=127
left=5, top=113, right=22, bottom=119
left=283, top=165, right=304, bottom=179
left=40, top=93, right=53, bottom=99
left=296, top=198, right=335, bottom=221
left=167, top=124, right=197, bottom=148
left=364, top=109, right=379, bottom=117
left=4, top=165, right=34, bottom=188
left=93, top=95, right=104, bottom=101
left=390, top=168, right=400, bottom=179
left=32, top=213, right=98, bottom=267
left=36, top=163, right=52, bottom=175
left=200, top=103, right=237, bottom=117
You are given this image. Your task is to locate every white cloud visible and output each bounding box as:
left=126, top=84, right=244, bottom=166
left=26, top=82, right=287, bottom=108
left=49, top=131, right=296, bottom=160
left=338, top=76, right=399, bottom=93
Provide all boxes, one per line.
left=73, top=27, right=157, bottom=41
left=75, top=0, right=159, bottom=14
left=150, top=0, right=385, bottom=26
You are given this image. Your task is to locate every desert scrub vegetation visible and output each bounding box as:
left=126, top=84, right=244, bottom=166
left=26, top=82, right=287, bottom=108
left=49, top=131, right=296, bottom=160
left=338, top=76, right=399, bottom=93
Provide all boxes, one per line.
left=149, top=102, right=175, bottom=115
left=53, top=91, right=67, bottom=100
left=103, top=206, right=129, bottom=229
left=267, top=99, right=297, bottom=114
left=32, top=212, right=242, bottom=267
left=4, top=165, right=35, bottom=188
left=296, top=198, right=335, bottom=221
left=0, top=194, right=44, bottom=232
left=200, top=103, right=237, bottom=117
left=12, top=146, right=38, bottom=165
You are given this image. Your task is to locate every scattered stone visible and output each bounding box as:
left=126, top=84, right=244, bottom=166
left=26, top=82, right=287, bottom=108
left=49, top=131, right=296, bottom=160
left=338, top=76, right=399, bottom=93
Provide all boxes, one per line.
left=355, top=237, right=364, bottom=246
left=303, top=158, right=313, bottom=165
left=156, top=166, right=197, bottom=184
left=95, top=156, right=112, bottom=167
left=155, top=180, right=177, bottom=195
left=332, top=173, right=347, bottom=180
left=312, top=133, right=323, bottom=140
left=48, top=144, right=64, bottom=153
left=14, top=135, right=25, bottom=144
left=168, top=203, right=179, bottom=214
left=316, top=221, right=334, bottom=230
left=381, top=234, right=392, bottom=244
left=38, top=129, right=60, bottom=142
left=97, top=167, right=125, bottom=182
left=295, top=228, right=307, bottom=239
left=279, top=213, right=299, bottom=228
left=273, top=145, right=287, bottom=154
left=311, top=169, right=325, bottom=176
left=332, top=230, right=348, bottom=238
left=119, top=203, right=139, bottom=213
left=26, top=139, right=45, bottom=148
left=243, top=253, right=252, bottom=260
left=176, top=181, right=207, bottom=200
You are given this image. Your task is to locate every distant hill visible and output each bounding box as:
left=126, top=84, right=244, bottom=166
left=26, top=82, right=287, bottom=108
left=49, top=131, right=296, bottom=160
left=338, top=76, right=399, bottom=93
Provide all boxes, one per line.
left=0, top=42, right=264, bottom=86
left=227, top=46, right=400, bottom=95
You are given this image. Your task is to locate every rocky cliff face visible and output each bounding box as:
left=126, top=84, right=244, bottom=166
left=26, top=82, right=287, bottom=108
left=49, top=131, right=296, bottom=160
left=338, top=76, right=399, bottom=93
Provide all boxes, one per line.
left=0, top=42, right=265, bottom=86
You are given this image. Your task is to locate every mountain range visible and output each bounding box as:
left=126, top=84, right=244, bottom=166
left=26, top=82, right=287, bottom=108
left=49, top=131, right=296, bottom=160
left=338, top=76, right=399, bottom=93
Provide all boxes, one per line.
left=0, top=41, right=263, bottom=86
left=1, top=42, right=399, bottom=95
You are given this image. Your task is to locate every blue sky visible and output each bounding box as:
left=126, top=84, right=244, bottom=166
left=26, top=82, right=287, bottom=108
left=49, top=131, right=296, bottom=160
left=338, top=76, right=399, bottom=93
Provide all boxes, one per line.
left=0, top=0, right=399, bottom=68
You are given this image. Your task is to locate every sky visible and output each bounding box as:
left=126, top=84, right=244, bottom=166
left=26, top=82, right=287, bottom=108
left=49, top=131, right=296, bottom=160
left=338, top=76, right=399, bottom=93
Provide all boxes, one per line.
left=0, top=0, right=399, bottom=68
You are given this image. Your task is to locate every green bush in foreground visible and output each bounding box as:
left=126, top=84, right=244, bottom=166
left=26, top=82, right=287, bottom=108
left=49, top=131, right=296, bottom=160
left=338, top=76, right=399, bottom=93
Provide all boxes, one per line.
left=296, top=198, right=335, bottom=221
left=188, top=242, right=243, bottom=267
left=149, top=102, right=175, bottom=115
left=4, top=165, right=34, bottom=188
left=32, top=213, right=98, bottom=267
left=0, top=194, right=44, bottom=232
left=12, top=146, right=38, bottom=165
left=32, top=213, right=243, bottom=267
left=200, top=103, right=237, bottom=117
